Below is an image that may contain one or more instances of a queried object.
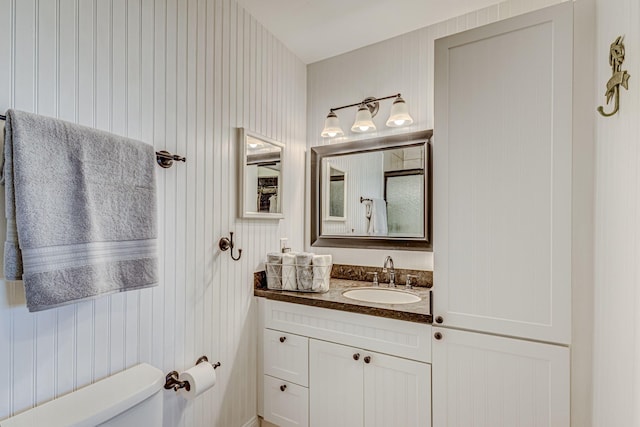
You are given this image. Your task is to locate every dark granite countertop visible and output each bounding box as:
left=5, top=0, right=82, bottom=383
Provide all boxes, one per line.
left=254, top=278, right=432, bottom=324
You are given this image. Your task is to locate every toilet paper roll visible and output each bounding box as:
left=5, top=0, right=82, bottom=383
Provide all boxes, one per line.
left=178, top=362, right=217, bottom=400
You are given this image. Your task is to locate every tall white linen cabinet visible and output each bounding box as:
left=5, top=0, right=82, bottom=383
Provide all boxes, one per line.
left=433, top=3, right=573, bottom=426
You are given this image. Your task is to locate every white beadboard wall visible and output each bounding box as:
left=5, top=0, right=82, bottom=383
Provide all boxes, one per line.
left=306, top=0, right=564, bottom=271
left=592, top=0, right=640, bottom=425
left=0, top=1, right=306, bottom=426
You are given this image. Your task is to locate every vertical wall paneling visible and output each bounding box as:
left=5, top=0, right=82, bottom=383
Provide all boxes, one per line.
left=0, top=1, right=307, bottom=426
left=305, top=0, right=565, bottom=270
left=138, top=0, right=154, bottom=373
left=592, top=0, right=640, bottom=425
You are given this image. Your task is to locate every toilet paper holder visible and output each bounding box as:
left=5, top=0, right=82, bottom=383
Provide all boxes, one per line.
left=164, top=355, right=221, bottom=392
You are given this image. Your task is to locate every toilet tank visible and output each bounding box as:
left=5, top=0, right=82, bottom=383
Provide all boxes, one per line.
left=0, top=363, right=164, bottom=427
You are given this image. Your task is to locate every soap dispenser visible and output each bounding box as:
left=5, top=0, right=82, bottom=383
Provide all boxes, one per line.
left=280, top=237, right=291, bottom=253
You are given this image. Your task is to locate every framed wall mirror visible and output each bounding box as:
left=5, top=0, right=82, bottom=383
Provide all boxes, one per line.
left=311, top=130, right=432, bottom=250
left=238, top=128, right=284, bottom=219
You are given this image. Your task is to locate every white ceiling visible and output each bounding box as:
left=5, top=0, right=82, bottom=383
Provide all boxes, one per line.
left=235, top=0, right=502, bottom=64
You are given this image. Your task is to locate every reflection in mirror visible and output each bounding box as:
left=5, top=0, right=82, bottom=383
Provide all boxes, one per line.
left=311, top=130, right=432, bottom=250
left=239, top=128, right=284, bottom=219
left=325, top=164, right=346, bottom=221
left=320, top=146, right=424, bottom=237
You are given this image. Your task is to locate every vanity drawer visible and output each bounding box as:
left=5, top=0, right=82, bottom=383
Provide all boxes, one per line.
left=264, top=328, right=309, bottom=387
left=263, top=375, right=309, bottom=427
left=263, top=299, right=431, bottom=363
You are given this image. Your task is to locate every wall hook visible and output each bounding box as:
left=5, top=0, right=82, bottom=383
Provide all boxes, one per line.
left=598, top=36, right=630, bottom=117
left=219, top=232, right=242, bottom=261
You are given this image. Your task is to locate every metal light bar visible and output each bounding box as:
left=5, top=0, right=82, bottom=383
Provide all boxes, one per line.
left=328, top=93, right=401, bottom=113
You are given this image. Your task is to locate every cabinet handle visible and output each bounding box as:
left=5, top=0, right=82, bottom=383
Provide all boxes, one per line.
left=434, top=332, right=443, bottom=340
left=279, top=336, right=286, bottom=343
left=353, top=353, right=360, bottom=361
left=364, top=356, right=371, bottom=364
left=435, top=316, right=443, bottom=324
left=280, top=384, right=287, bottom=392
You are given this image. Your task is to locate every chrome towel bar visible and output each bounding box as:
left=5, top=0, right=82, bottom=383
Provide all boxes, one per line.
left=0, top=114, right=186, bottom=169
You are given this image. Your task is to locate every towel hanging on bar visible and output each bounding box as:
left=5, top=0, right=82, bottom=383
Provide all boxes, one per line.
left=2, top=109, right=159, bottom=312
left=0, top=113, right=186, bottom=168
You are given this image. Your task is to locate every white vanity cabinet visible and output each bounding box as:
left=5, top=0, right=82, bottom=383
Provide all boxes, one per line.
left=258, top=298, right=432, bottom=427
left=432, top=2, right=573, bottom=425
left=309, top=339, right=431, bottom=427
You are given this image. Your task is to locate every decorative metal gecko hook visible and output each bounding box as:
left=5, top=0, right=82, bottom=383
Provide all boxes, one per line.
left=597, top=36, right=630, bottom=117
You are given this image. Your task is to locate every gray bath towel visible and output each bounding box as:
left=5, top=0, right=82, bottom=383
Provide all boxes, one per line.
left=2, top=110, right=158, bottom=312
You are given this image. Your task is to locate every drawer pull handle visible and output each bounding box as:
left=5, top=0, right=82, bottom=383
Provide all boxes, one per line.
left=353, top=353, right=360, bottom=361
left=434, top=332, right=443, bottom=340
left=279, top=336, right=287, bottom=343
left=435, top=316, right=444, bottom=324
left=364, top=356, right=371, bottom=364
left=280, top=384, right=287, bottom=392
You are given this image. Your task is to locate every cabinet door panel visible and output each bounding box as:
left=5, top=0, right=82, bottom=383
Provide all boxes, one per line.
left=363, top=351, right=431, bottom=427
left=309, top=339, right=363, bottom=427
left=432, top=327, right=569, bottom=427
left=433, top=2, right=572, bottom=344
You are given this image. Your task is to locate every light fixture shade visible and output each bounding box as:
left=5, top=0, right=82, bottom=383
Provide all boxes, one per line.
left=321, top=111, right=344, bottom=138
left=351, top=105, right=376, bottom=133
left=386, top=96, right=414, bottom=127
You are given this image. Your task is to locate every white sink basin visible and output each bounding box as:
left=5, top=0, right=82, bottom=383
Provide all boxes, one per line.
left=342, top=287, right=421, bottom=305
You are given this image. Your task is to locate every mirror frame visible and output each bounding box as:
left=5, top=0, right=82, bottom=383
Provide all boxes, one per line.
left=310, top=130, right=433, bottom=251
left=238, top=128, right=285, bottom=220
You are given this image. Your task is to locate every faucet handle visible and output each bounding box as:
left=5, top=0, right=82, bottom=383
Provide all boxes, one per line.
left=367, top=272, right=379, bottom=286
left=405, top=274, right=417, bottom=289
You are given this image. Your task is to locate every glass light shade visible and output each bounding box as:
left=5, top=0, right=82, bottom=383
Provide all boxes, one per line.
left=321, top=111, right=344, bottom=138
left=351, top=105, right=376, bottom=133
left=386, top=96, right=414, bottom=127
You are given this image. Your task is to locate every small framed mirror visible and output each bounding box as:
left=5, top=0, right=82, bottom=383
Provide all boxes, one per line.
left=238, top=128, right=284, bottom=219
left=324, top=163, right=347, bottom=222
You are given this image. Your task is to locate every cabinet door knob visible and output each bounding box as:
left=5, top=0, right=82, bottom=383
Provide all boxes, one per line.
left=353, top=353, right=360, bottom=361
left=279, top=336, right=286, bottom=343
left=364, top=356, right=371, bottom=364
left=280, top=384, right=287, bottom=392
left=434, top=332, right=443, bottom=340
left=435, top=316, right=443, bottom=324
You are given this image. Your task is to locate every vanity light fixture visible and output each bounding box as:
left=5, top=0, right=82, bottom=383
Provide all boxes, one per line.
left=320, top=111, right=344, bottom=138
left=351, top=104, right=376, bottom=133
left=386, top=95, right=413, bottom=127
left=320, top=93, right=413, bottom=138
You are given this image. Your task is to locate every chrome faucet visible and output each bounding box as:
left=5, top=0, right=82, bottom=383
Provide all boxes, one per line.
left=382, top=256, right=395, bottom=287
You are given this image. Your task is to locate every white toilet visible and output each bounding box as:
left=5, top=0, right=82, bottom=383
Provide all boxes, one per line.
left=0, top=363, right=164, bottom=427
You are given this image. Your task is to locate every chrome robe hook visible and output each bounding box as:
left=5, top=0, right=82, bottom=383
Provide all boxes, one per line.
left=219, top=232, right=242, bottom=261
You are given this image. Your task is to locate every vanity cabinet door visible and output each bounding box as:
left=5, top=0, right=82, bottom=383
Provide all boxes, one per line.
left=433, top=2, right=572, bottom=345
left=363, top=350, right=431, bottom=427
left=432, top=327, right=569, bottom=427
left=309, top=338, right=432, bottom=427
left=309, top=339, right=363, bottom=427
